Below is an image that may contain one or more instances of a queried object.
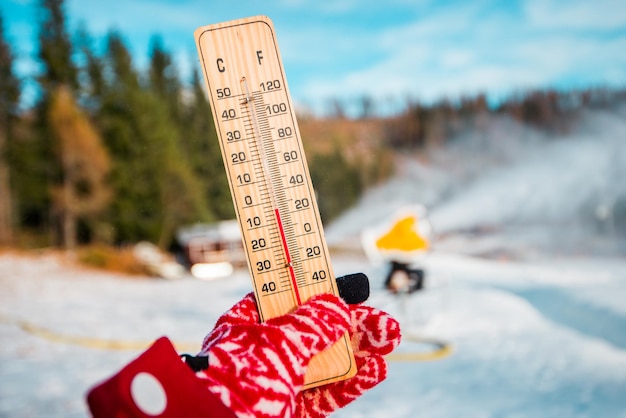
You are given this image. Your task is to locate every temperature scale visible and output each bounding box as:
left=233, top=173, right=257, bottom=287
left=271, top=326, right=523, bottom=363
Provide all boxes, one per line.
left=194, top=16, right=356, bottom=388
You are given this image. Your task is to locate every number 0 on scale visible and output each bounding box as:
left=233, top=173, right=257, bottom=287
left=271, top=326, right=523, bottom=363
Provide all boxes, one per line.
left=194, top=16, right=357, bottom=388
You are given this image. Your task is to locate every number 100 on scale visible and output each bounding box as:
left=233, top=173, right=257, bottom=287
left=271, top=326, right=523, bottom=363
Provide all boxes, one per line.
left=194, top=17, right=342, bottom=322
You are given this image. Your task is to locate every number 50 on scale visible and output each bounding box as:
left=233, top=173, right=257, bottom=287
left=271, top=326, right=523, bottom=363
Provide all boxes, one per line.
left=194, top=16, right=357, bottom=388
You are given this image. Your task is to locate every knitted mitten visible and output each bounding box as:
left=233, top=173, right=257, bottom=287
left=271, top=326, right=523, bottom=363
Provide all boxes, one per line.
left=197, top=293, right=351, bottom=418
left=294, top=303, right=401, bottom=417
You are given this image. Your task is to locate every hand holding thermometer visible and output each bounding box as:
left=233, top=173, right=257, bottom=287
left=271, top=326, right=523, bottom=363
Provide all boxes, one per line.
left=194, top=16, right=357, bottom=389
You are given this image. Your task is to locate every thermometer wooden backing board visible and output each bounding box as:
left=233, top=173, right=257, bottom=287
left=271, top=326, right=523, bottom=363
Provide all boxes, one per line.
left=194, top=16, right=356, bottom=389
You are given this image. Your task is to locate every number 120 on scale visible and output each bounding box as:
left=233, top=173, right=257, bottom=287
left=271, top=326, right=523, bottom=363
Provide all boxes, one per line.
left=194, top=16, right=356, bottom=388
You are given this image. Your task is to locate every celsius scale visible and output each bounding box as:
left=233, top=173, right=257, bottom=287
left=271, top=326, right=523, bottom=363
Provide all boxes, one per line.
left=194, top=16, right=357, bottom=389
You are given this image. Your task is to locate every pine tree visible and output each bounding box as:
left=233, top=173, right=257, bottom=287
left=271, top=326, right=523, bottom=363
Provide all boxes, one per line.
left=97, top=32, right=158, bottom=244
left=144, top=42, right=212, bottom=247
left=75, top=25, right=105, bottom=110
left=30, top=0, right=81, bottom=246
left=0, top=13, right=21, bottom=245
left=47, top=86, right=111, bottom=249
left=38, top=0, right=77, bottom=90
left=148, top=36, right=181, bottom=121
left=141, top=91, right=211, bottom=248
left=98, top=33, right=211, bottom=247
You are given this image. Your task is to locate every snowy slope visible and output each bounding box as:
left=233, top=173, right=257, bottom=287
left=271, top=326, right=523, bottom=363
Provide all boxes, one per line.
left=326, top=110, right=626, bottom=258
left=343, top=252, right=626, bottom=418
left=1, top=250, right=626, bottom=418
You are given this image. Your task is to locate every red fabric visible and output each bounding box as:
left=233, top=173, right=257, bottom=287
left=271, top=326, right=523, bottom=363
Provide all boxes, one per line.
left=199, top=292, right=401, bottom=418
left=86, top=291, right=401, bottom=418
left=86, top=337, right=236, bottom=418
left=294, top=304, right=401, bottom=417
left=198, top=293, right=351, bottom=418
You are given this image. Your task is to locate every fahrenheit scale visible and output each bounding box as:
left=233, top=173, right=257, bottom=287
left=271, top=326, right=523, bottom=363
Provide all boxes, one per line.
left=194, top=16, right=356, bottom=388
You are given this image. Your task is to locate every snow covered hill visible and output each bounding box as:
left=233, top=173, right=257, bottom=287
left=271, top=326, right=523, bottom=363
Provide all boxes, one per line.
left=326, top=109, right=626, bottom=259
left=1, top=247, right=625, bottom=417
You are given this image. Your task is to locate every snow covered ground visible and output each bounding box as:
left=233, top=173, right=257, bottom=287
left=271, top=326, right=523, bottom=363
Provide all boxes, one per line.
left=1, top=249, right=625, bottom=418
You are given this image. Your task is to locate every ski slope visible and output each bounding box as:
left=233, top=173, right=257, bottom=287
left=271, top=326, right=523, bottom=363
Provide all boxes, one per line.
left=1, top=248, right=625, bottom=417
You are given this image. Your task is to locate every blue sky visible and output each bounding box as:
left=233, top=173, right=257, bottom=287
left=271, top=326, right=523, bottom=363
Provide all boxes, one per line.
left=2, top=0, right=626, bottom=115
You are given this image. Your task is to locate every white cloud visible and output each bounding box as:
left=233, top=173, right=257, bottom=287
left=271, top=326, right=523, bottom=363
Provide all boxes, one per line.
left=440, top=50, right=475, bottom=70
left=5, top=0, right=626, bottom=115
left=298, top=0, right=626, bottom=113
left=525, top=0, right=626, bottom=30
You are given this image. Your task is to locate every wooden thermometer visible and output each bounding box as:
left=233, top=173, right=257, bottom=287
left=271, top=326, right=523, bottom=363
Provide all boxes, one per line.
left=194, top=16, right=356, bottom=388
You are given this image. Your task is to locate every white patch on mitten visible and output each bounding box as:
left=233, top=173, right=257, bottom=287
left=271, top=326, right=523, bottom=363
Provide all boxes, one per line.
left=130, top=372, right=167, bottom=416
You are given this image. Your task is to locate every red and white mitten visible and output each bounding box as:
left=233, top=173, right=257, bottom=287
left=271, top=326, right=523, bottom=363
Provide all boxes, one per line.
left=197, top=293, right=351, bottom=418
left=294, top=303, right=401, bottom=418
